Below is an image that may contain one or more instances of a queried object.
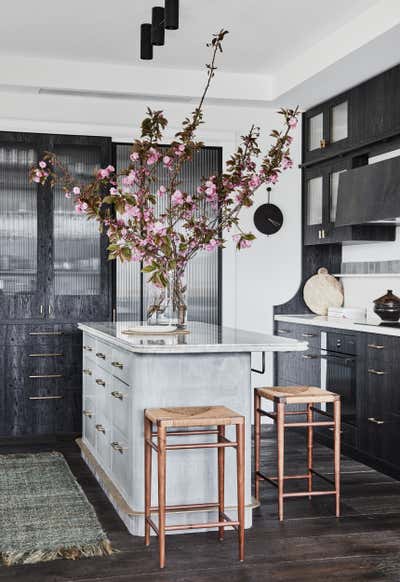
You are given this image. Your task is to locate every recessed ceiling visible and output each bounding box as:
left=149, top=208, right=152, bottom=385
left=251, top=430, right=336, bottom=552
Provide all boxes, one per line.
left=0, top=0, right=379, bottom=74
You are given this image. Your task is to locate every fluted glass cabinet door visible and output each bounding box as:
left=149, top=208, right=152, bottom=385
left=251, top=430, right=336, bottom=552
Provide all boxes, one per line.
left=49, top=136, right=112, bottom=322
left=0, top=136, right=43, bottom=320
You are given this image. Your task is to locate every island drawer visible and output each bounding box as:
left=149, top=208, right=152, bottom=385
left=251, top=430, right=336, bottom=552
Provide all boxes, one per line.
left=91, top=337, right=113, bottom=372
left=110, top=426, right=131, bottom=499
left=110, top=346, right=132, bottom=385
left=95, top=413, right=111, bottom=471
left=110, top=379, right=131, bottom=438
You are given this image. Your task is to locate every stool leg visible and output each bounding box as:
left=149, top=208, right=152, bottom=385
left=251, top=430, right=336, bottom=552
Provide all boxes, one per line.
left=217, top=425, right=225, bottom=541
left=144, top=416, right=152, bottom=546
left=307, top=403, right=313, bottom=500
left=334, top=399, right=341, bottom=518
left=157, top=425, right=167, bottom=568
left=277, top=402, right=285, bottom=522
left=254, top=391, right=261, bottom=502
left=236, top=422, right=245, bottom=562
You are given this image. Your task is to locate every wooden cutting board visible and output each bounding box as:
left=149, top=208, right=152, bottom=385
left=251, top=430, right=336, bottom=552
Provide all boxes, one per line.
left=303, top=268, right=344, bottom=315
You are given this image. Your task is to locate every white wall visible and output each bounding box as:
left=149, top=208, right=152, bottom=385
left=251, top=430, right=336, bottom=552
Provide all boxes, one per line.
left=0, top=89, right=302, bottom=388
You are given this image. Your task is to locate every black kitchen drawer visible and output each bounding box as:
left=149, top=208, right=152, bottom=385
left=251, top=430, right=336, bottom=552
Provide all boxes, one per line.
left=4, top=323, right=82, bottom=348
left=275, top=321, right=320, bottom=347
left=326, top=331, right=358, bottom=355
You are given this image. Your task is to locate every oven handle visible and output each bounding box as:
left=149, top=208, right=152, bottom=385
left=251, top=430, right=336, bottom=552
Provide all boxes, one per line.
left=320, top=352, right=355, bottom=365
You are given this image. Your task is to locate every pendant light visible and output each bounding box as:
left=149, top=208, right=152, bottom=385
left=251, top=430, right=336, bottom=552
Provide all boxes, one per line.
left=151, top=6, right=165, bottom=46
left=140, top=23, right=153, bottom=60
left=165, top=0, right=179, bottom=30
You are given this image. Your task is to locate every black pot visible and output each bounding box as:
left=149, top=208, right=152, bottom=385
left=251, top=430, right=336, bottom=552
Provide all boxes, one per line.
left=373, top=289, right=400, bottom=321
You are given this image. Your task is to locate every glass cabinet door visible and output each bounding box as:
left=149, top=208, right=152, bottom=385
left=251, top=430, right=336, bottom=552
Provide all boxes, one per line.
left=308, top=113, right=324, bottom=151
left=0, top=141, right=43, bottom=320
left=329, top=169, right=346, bottom=224
left=50, top=140, right=111, bottom=322
left=331, top=101, right=348, bottom=143
left=306, top=176, right=323, bottom=226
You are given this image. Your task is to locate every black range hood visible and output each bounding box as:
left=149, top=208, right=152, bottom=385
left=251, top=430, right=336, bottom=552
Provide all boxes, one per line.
left=335, top=156, right=400, bottom=227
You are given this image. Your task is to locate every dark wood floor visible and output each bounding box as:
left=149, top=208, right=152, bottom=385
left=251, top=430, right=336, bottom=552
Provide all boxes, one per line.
left=1, top=429, right=400, bottom=581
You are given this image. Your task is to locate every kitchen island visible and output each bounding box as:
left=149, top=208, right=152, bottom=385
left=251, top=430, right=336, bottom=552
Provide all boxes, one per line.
left=77, top=321, right=307, bottom=535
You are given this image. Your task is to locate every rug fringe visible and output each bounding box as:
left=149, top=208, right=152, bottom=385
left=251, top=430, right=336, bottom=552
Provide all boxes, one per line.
left=1, top=539, right=113, bottom=566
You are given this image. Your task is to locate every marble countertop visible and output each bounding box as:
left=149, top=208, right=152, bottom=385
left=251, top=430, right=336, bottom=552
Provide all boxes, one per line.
left=78, top=321, right=308, bottom=354
left=275, top=314, right=400, bottom=337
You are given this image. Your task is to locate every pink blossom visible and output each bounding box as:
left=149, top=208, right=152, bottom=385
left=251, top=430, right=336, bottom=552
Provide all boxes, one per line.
left=131, top=250, right=144, bottom=262
left=122, top=171, right=138, bottom=186
left=282, top=156, right=293, bottom=170
left=109, top=187, right=119, bottom=195
left=249, top=175, right=261, bottom=189
left=106, top=165, right=115, bottom=173
left=130, top=152, right=139, bottom=162
left=73, top=186, right=81, bottom=195
left=65, top=191, right=72, bottom=198
left=267, top=171, right=279, bottom=185
left=124, top=204, right=141, bottom=218
left=75, top=201, right=88, bottom=214
left=146, top=147, right=161, bottom=166
left=233, top=234, right=252, bottom=249
left=204, top=238, right=219, bottom=252
left=157, top=185, right=167, bottom=196
left=171, top=189, right=184, bottom=205
left=39, top=161, right=47, bottom=169
left=33, top=176, right=41, bottom=183
left=288, top=117, right=298, bottom=128
left=286, top=135, right=293, bottom=144
left=163, top=155, right=172, bottom=167
left=151, top=221, right=167, bottom=235
left=98, top=169, right=109, bottom=179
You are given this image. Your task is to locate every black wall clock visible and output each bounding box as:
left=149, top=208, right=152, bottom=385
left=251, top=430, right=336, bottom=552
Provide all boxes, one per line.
left=253, top=187, right=284, bottom=235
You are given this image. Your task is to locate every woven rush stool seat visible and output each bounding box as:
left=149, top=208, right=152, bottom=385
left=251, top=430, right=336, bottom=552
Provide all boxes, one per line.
left=144, top=405, right=245, bottom=568
left=254, top=386, right=341, bottom=521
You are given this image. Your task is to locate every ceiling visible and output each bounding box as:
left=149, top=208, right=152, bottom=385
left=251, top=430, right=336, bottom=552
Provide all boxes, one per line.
left=0, top=0, right=378, bottom=74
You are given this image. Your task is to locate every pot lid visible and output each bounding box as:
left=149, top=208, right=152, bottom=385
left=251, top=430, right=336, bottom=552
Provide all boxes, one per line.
left=373, top=289, right=400, bottom=305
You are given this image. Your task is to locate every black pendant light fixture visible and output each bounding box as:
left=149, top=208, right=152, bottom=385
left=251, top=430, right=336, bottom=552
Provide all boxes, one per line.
left=140, top=23, right=153, bottom=60
left=165, top=0, right=179, bottom=30
left=140, top=0, right=180, bottom=60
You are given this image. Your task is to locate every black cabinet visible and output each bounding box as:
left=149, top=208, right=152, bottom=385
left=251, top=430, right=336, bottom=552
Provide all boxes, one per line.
left=304, top=157, right=395, bottom=246
left=0, top=132, right=112, bottom=437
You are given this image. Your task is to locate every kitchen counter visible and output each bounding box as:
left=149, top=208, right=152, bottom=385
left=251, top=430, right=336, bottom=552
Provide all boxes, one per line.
left=77, top=321, right=307, bottom=536
left=275, top=314, right=400, bottom=337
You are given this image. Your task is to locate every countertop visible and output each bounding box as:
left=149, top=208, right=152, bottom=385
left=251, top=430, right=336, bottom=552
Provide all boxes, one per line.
left=78, top=321, right=309, bottom=354
left=275, top=314, right=400, bottom=337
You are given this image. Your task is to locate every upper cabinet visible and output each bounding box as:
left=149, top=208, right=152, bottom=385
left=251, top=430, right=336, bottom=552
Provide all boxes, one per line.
left=304, top=94, right=351, bottom=163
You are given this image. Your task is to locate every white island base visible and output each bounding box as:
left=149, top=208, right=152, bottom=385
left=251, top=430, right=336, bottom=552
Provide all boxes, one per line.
left=78, top=322, right=307, bottom=536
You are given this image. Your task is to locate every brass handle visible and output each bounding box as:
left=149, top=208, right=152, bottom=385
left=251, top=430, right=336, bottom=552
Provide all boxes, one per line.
left=83, top=409, right=94, bottom=418
left=277, top=329, right=290, bottom=335
left=48, top=305, right=53, bottom=316
left=83, top=345, right=93, bottom=352
left=302, top=354, right=318, bottom=360
left=95, top=424, right=106, bottom=433
left=96, top=352, right=106, bottom=360
left=95, top=378, right=106, bottom=386
left=111, top=441, right=127, bottom=453
left=318, top=230, right=321, bottom=239
left=368, top=344, right=384, bottom=350
left=39, top=305, right=45, bottom=318
left=302, top=333, right=315, bottom=338
left=111, top=391, right=124, bottom=400
left=83, top=368, right=92, bottom=376
left=29, top=331, right=63, bottom=336
left=368, top=417, right=385, bottom=425
left=111, top=361, right=124, bottom=369
left=28, top=353, right=64, bottom=358
left=368, top=369, right=385, bottom=375
left=322, top=229, right=326, bottom=238
left=320, top=138, right=326, bottom=149
left=29, top=395, right=63, bottom=400
left=29, top=374, right=63, bottom=379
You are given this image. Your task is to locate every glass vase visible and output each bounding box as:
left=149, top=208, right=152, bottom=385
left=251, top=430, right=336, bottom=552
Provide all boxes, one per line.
left=155, top=270, right=187, bottom=328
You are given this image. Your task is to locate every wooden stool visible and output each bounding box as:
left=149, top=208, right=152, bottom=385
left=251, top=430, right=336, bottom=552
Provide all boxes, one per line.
left=254, top=386, right=341, bottom=521
left=144, top=405, right=245, bottom=568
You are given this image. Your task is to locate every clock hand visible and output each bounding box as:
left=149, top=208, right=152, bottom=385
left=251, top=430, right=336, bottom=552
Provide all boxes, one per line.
left=267, top=218, right=280, bottom=227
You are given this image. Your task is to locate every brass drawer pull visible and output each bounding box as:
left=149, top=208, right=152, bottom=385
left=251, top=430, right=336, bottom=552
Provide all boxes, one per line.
left=96, top=352, right=106, bottom=359
left=29, top=395, right=63, bottom=400
left=95, top=378, right=106, bottom=386
left=111, top=441, right=127, bottom=453
left=29, top=374, right=63, bottom=379
left=95, top=424, right=106, bottom=433
left=368, top=344, right=385, bottom=350
left=111, top=391, right=124, bottom=400
left=368, top=369, right=385, bottom=375
left=302, top=333, right=315, bottom=338
left=83, top=368, right=92, bottom=376
left=368, top=417, right=385, bottom=425
left=112, top=361, right=124, bottom=369
left=83, top=345, right=93, bottom=352
left=29, top=331, right=63, bottom=336
left=83, top=409, right=94, bottom=418
left=28, top=353, right=64, bottom=358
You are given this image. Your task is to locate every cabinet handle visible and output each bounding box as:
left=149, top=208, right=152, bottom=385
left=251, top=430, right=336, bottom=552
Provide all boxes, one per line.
left=322, top=229, right=326, bottom=239
left=368, top=344, right=384, bottom=350
left=29, top=331, right=63, bottom=336
left=95, top=378, right=106, bottom=386
left=368, top=369, right=385, bottom=375
left=96, top=352, right=106, bottom=360
left=302, top=354, right=318, bottom=359
left=277, top=329, right=290, bottom=335
left=83, top=368, right=92, bottom=376
left=318, top=230, right=321, bottom=239
left=83, top=410, right=94, bottom=418
left=95, top=424, right=106, bottom=433
left=111, top=390, right=124, bottom=400
left=29, top=374, right=63, bottom=379
left=39, top=305, right=45, bottom=318
left=111, top=361, right=124, bottom=369
left=302, top=333, right=315, bottom=338
left=29, top=395, right=63, bottom=400
left=48, top=305, right=53, bottom=316
left=320, top=138, right=326, bottom=149
left=28, top=353, right=63, bottom=358
left=368, top=417, right=385, bottom=425
left=111, top=441, right=127, bottom=453
left=83, top=345, right=93, bottom=352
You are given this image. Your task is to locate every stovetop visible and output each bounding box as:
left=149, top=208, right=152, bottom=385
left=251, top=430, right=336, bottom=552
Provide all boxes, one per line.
left=354, top=320, right=400, bottom=328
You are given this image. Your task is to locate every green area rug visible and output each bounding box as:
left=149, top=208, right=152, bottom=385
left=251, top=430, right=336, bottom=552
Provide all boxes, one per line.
left=0, top=451, right=112, bottom=566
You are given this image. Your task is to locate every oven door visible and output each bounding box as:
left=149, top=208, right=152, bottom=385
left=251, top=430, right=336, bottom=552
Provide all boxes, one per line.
left=321, top=349, right=357, bottom=427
